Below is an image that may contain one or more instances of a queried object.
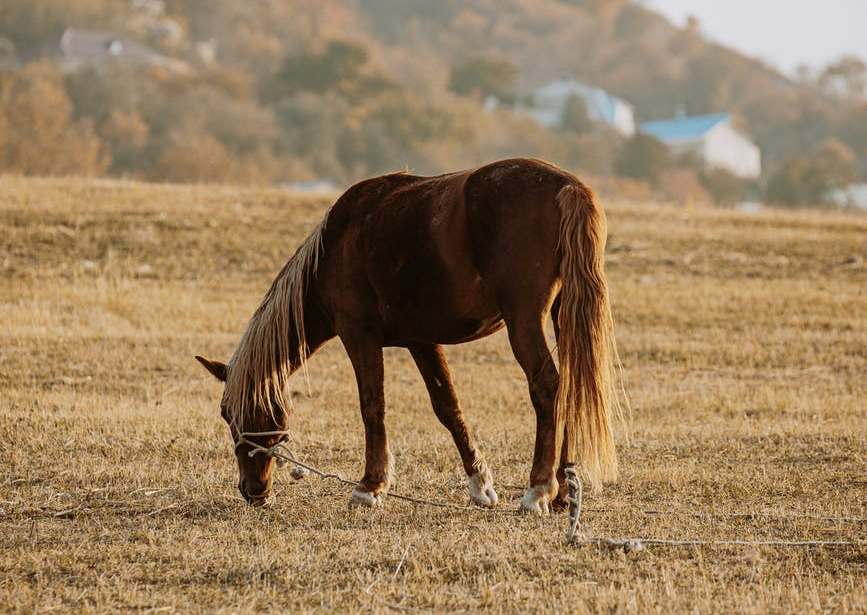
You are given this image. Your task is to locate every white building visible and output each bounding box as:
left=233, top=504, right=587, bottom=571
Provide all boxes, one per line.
left=54, top=28, right=189, bottom=74
left=525, top=78, right=636, bottom=136
left=827, top=183, right=867, bottom=210
left=640, top=113, right=761, bottom=179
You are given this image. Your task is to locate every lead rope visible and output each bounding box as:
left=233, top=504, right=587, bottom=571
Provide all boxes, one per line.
left=236, top=430, right=511, bottom=512
left=232, top=432, right=863, bottom=551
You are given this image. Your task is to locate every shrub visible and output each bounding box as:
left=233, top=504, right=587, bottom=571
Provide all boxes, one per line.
left=0, top=63, right=108, bottom=176
left=615, top=133, right=671, bottom=185
left=449, top=56, right=518, bottom=103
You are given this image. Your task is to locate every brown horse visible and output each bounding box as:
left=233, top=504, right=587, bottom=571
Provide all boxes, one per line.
left=196, top=157, right=619, bottom=512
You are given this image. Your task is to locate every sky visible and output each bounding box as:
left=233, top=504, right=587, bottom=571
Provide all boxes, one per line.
left=644, top=0, right=867, bottom=75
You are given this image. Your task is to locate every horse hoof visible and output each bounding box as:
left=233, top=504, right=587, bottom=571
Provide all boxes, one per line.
left=350, top=488, right=383, bottom=508
left=550, top=496, right=569, bottom=513
left=519, top=486, right=551, bottom=515
left=468, top=469, right=499, bottom=508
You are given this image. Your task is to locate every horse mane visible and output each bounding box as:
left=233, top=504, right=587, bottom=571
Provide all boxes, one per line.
left=224, top=212, right=329, bottom=428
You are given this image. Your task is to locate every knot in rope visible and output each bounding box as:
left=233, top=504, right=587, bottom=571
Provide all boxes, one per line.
left=234, top=430, right=308, bottom=476
left=564, top=465, right=583, bottom=542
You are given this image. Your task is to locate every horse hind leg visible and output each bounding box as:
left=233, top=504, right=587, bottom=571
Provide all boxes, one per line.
left=503, top=308, right=561, bottom=514
left=409, top=343, right=498, bottom=507
left=550, top=291, right=571, bottom=511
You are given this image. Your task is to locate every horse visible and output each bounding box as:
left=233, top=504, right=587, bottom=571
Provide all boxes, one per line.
left=196, top=157, right=620, bottom=513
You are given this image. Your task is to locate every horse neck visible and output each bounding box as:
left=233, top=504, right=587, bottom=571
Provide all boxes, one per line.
left=287, top=283, right=334, bottom=371
left=225, top=272, right=334, bottom=425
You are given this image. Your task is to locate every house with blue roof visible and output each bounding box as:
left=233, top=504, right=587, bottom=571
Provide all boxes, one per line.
left=525, top=78, right=636, bottom=136
left=640, top=112, right=761, bottom=179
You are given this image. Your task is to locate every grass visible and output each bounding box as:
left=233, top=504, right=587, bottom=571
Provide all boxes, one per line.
left=1, top=175, right=865, bottom=613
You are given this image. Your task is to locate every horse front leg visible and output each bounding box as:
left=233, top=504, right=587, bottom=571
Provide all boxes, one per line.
left=342, top=333, right=392, bottom=507
left=408, top=343, right=498, bottom=508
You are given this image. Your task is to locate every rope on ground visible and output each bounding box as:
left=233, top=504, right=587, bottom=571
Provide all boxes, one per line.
left=239, top=431, right=510, bottom=512
left=569, top=536, right=864, bottom=553
left=579, top=507, right=867, bottom=524
left=498, top=485, right=865, bottom=523
left=237, top=430, right=867, bottom=548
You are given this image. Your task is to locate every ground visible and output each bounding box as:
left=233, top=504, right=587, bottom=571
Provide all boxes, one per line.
left=1, top=176, right=864, bottom=613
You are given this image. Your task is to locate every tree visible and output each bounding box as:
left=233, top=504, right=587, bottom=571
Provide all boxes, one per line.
left=818, top=56, right=867, bottom=98
left=766, top=139, right=858, bottom=206
left=699, top=168, right=749, bottom=206
left=0, top=0, right=117, bottom=49
left=337, top=90, right=458, bottom=177
left=99, top=109, right=149, bottom=173
left=814, top=139, right=858, bottom=187
left=448, top=56, right=518, bottom=103
left=659, top=169, right=711, bottom=207
left=0, top=63, right=107, bottom=176
left=267, top=40, right=371, bottom=99
left=152, top=131, right=234, bottom=183
left=561, top=94, right=593, bottom=133
left=615, top=134, right=671, bottom=184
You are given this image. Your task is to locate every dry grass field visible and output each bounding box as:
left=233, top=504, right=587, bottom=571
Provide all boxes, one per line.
left=1, top=176, right=865, bottom=613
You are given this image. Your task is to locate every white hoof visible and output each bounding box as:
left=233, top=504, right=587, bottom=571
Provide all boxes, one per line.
left=468, top=465, right=499, bottom=508
left=350, top=488, right=384, bottom=508
left=519, top=485, right=551, bottom=515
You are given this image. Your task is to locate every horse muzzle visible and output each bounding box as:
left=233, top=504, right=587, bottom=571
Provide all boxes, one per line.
left=239, top=479, right=272, bottom=506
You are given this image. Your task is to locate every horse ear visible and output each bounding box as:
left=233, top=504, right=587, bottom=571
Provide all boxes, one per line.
left=195, top=355, right=228, bottom=382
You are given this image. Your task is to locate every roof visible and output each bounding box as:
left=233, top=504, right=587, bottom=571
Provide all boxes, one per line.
left=59, top=28, right=161, bottom=62
left=640, top=113, right=731, bottom=142
left=533, top=79, right=633, bottom=126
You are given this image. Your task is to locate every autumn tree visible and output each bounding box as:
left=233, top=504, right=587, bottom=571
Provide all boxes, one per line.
left=767, top=139, right=858, bottom=206
left=818, top=56, right=867, bottom=99
left=615, top=133, right=671, bottom=184
left=267, top=40, right=372, bottom=99
left=0, top=0, right=118, bottom=49
left=0, top=64, right=107, bottom=176
left=449, top=56, right=518, bottom=103
left=99, top=109, right=150, bottom=174
left=151, top=132, right=235, bottom=183
left=699, top=168, right=750, bottom=206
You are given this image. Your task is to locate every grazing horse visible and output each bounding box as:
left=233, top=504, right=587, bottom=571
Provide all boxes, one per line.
left=196, top=157, right=619, bottom=513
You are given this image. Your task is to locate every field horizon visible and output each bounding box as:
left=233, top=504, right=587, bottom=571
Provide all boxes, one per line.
left=1, top=175, right=865, bottom=613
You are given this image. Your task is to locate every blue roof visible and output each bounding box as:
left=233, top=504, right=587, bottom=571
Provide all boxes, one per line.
left=640, top=113, right=730, bottom=142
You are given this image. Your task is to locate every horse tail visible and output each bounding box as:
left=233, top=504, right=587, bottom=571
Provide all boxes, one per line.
left=555, top=182, right=620, bottom=489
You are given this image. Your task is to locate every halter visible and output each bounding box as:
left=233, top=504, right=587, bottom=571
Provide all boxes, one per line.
left=233, top=429, right=301, bottom=473
left=234, top=429, right=291, bottom=456
left=232, top=428, right=345, bottom=483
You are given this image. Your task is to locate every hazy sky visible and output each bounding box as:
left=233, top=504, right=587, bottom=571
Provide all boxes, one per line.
left=645, top=0, right=867, bottom=74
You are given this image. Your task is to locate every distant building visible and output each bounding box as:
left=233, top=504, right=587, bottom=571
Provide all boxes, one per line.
left=51, top=28, right=189, bottom=74
left=524, top=78, right=636, bottom=136
left=640, top=112, right=761, bottom=179
left=280, top=179, right=340, bottom=195
left=827, top=183, right=867, bottom=210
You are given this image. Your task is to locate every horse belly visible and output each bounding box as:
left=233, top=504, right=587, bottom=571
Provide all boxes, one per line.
left=379, top=261, right=503, bottom=345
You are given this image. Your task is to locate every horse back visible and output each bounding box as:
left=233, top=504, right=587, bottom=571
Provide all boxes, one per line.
left=318, top=159, right=577, bottom=344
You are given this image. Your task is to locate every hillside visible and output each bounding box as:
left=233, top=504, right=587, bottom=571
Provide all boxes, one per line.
left=1, top=0, right=866, bottom=200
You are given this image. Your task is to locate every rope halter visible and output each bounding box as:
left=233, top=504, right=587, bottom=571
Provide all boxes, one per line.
left=233, top=429, right=309, bottom=478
